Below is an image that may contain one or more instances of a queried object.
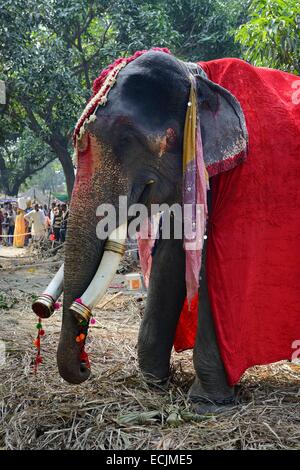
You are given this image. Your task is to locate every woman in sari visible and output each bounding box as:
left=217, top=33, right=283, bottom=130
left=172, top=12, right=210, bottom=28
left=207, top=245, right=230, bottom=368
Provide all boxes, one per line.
left=13, top=209, right=26, bottom=248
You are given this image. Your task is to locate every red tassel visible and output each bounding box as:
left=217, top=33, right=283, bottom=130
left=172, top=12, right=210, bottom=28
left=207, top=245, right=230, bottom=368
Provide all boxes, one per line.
left=80, top=349, right=90, bottom=369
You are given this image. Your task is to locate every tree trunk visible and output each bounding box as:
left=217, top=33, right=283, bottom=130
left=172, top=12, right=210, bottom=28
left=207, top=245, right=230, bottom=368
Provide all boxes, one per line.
left=10, top=179, right=22, bottom=196
left=49, top=133, right=75, bottom=199
left=0, top=156, right=9, bottom=195
left=59, top=148, right=75, bottom=199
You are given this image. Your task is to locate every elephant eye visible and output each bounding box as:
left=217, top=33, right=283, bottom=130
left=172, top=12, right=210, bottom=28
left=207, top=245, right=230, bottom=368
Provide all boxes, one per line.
left=111, top=120, right=148, bottom=160
left=113, top=131, right=135, bottom=159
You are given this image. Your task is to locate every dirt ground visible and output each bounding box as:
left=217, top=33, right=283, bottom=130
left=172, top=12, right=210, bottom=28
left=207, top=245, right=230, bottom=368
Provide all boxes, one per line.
left=0, top=246, right=300, bottom=450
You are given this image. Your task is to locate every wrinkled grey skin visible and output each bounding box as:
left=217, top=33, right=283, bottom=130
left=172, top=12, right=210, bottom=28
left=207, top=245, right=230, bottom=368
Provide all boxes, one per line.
left=57, top=51, right=247, bottom=413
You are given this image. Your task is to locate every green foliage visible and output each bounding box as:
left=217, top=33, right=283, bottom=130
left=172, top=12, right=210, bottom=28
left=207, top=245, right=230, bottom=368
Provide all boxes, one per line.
left=164, top=0, right=249, bottom=61
left=0, top=0, right=111, bottom=195
left=108, top=0, right=179, bottom=54
left=236, top=0, right=300, bottom=74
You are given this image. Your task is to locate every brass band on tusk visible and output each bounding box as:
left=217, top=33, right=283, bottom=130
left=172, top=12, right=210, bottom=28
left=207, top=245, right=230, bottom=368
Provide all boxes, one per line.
left=70, top=300, right=92, bottom=322
left=32, top=294, right=55, bottom=319
left=104, top=240, right=126, bottom=256
left=69, top=225, right=127, bottom=323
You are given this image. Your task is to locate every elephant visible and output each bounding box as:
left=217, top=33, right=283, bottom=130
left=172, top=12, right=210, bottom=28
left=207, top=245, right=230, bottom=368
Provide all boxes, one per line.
left=33, top=49, right=251, bottom=413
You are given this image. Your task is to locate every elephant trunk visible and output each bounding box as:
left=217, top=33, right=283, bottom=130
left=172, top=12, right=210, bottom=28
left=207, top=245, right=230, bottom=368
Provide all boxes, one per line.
left=57, top=204, right=127, bottom=384
left=57, top=130, right=129, bottom=384
left=57, top=193, right=104, bottom=384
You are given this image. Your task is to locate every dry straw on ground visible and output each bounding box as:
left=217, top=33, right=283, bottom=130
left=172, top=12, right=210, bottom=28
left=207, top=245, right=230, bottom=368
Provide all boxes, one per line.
left=0, top=269, right=300, bottom=450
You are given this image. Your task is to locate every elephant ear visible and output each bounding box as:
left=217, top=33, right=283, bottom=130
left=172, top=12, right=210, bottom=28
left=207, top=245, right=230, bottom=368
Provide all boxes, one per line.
left=196, top=75, right=248, bottom=177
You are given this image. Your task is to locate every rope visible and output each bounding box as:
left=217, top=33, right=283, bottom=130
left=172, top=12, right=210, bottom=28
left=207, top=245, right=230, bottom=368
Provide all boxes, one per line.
left=0, top=232, right=32, bottom=238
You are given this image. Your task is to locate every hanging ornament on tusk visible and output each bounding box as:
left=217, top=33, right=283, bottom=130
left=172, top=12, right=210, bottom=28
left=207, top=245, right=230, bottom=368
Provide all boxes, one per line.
left=32, top=264, right=64, bottom=318
left=70, top=223, right=127, bottom=323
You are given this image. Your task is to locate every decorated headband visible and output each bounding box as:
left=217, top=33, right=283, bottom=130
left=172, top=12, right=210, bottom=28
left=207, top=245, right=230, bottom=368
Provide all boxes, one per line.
left=73, top=48, right=171, bottom=147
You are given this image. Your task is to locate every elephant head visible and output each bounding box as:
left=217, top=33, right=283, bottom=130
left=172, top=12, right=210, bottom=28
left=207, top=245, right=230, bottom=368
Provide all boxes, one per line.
left=57, top=50, right=248, bottom=384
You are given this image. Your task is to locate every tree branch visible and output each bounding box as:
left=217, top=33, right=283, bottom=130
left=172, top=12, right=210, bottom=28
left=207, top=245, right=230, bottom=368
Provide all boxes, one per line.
left=76, top=27, right=91, bottom=90
left=71, top=21, right=113, bottom=76
left=27, top=155, right=57, bottom=178
left=19, top=97, right=47, bottom=140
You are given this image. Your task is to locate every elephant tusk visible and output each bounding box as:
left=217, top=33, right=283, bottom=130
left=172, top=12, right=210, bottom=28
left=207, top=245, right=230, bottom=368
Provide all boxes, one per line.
left=32, top=263, right=64, bottom=318
left=70, top=222, right=127, bottom=322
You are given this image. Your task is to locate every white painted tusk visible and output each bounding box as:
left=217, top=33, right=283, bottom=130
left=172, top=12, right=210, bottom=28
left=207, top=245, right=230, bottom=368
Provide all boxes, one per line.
left=70, top=223, right=127, bottom=322
left=32, top=263, right=64, bottom=318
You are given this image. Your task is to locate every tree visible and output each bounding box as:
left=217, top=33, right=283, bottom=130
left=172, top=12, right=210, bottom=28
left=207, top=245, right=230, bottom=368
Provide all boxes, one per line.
left=235, top=0, right=300, bottom=74
left=164, top=0, right=249, bottom=61
left=0, top=129, right=56, bottom=195
left=0, top=0, right=112, bottom=196
left=112, top=0, right=249, bottom=61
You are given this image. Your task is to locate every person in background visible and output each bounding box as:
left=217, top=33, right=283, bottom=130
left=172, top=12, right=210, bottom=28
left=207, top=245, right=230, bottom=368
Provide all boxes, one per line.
left=0, top=208, right=3, bottom=244
left=52, top=206, right=62, bottom=242
left=1, top=212, right=10, bottom=246
left=50, top=202, right=56, bottom=227
left=13, top=208, right=26, bottom=248
left=7, top=204, right=16, bottom=246
left=60, top=203, right=69, bottom=243
left=24, top=204, right=46, bottom=242
left=24, top=199, right=32, bottom=246
left=44, top=210, right=51, bottom=237
left=43, top=204, right=49, bottom=217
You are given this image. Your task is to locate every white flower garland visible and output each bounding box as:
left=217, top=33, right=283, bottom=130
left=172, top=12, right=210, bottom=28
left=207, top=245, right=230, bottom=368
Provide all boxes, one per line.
left=74, top=60, right=128, bottom=145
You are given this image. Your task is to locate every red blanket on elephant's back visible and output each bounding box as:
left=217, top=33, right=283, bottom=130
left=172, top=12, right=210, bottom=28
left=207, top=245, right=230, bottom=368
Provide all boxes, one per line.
left=174, top=58, right=300, bottom=385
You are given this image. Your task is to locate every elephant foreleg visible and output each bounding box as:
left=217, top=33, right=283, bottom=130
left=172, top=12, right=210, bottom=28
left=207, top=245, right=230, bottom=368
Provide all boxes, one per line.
left=138, top=226, right=186, bottom=382
left=189, top=240, right=235, bottom=412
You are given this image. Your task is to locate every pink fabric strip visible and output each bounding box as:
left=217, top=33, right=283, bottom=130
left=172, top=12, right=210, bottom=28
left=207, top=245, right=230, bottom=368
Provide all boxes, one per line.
left=183, top=77, right=208, bottom=304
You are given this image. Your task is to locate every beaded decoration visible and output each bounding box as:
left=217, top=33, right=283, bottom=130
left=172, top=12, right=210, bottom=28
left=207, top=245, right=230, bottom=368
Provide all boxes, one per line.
left=76, top=317, right=96, bottom=369
left=33, top=318, right=44, bottom=373
left=73, top=48, right=171, bottom=155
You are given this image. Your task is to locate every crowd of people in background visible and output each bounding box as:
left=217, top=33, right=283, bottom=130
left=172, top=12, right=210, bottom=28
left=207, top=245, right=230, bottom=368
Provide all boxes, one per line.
left=0, top=199, right=69, bottom=248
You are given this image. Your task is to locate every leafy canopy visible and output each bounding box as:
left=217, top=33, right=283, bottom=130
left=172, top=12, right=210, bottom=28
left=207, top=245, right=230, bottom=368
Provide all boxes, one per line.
left=236, top=0, right=300, bottom=74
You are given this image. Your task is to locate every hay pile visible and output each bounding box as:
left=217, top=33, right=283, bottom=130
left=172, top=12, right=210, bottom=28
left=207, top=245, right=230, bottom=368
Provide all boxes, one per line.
left=0, top=285, right=300, bottom=450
